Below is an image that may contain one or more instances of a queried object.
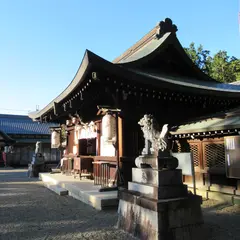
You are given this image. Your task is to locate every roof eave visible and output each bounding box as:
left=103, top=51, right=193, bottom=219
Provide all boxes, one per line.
left=0, top=131, right=16, bottom=144
left=29, top=50, right=93, bottom=121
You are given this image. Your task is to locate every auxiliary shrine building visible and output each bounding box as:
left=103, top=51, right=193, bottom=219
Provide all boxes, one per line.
left=29, top=18, right=240, bottom=200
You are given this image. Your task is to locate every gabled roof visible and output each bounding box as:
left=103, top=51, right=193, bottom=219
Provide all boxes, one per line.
left=113, top=18, right=216, bottom=82
left=113, top=24, right=159, bottom=63
left=0, top=114, right=57, bottom=135
left=29, top=18, right=240, bottom=122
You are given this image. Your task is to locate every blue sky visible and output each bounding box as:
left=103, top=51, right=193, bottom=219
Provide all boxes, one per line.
left=0, top=0, right=239, bottom=115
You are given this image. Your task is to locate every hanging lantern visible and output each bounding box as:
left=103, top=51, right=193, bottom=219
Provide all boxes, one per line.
left=76, top=125, right=82, bottom=140
left=79, top=126, right=87, bottom=139
left=51, top=130, right=60, bottom=148
left=88, top=121, right=97, bottom=138
left=102, top=113, right=116, bottom=141
left=89, top=121, right=95, bottom=132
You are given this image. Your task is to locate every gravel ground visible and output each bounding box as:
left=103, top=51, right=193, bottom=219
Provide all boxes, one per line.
left=201, top=199, right=240, bottom=240
left=0, top=168, right=240, bottom=240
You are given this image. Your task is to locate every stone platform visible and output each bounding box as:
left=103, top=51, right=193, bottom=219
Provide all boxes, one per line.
left=117, top=189, right=203, bottom=239
left=117, top=167, right=204, bottom=240
left=39, top=172, right=118, bottom=210
left=129, top=168, right=188, bottom=200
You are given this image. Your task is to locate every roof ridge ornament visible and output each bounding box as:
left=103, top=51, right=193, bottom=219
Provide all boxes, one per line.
left=155, top=18, right=178, bottom=39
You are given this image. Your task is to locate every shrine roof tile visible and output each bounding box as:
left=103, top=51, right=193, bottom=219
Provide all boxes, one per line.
left=171, top=107, right=240, bottom=134
left=0, top=114, right=58, bottom=135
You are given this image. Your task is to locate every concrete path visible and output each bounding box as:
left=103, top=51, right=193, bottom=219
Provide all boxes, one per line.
left=0, top=168, right=240, bottom=240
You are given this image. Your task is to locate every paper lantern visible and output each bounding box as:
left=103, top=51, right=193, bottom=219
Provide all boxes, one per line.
left=51, top=130, right=60, bottom=148
left=102, top=113, right=116, bottom=141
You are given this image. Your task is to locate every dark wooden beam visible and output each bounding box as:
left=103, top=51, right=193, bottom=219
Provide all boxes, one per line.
left=53, top=102, right=59, bottom=116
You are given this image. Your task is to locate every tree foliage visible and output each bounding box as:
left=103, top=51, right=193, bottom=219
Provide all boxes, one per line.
left=184, top=43, right=240, bottom=83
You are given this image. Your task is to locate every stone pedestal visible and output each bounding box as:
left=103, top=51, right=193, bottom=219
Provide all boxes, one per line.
left=28, top=153, right=45, bottom=178
left=117, top=167, right=204, bottom=240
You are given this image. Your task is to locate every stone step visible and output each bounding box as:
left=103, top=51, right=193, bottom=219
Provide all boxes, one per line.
left=128, top=181, right=188, bottom=200
left=207, top=191, right=234, bottom=204
left=39, top=172, right=118, bottom=210
left=64, top=182, right=118, bottom=210
left=51, top=169, right=61, bottom=173
left=44, top=183, right=68, bottom=196
left=210, top=184, right=236, bottom=195
left=39, top=172, right=59, bottom=185
left=132, top=168, right=183, bottom=186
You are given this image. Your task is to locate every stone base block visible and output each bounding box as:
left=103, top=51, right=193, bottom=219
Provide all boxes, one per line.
left=117, top=192, right=204, bottom=240
left=135, top=155, right=158, bottom=169
left=118, top=188, right=202, bottom=212
left=132, top=168, right=183, bottom=186
left=128, top=181, right=188, bottom=199
left=236, top=189, right=240, bottom=196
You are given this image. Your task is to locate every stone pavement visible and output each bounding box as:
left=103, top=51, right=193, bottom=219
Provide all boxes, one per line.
left=0, top=169, right=137, bottom=240
left=0, top=168, right=240, bottom=240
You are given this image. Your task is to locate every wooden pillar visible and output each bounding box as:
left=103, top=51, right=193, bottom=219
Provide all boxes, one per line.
left=203, top=172, right=211, bottom=190
left=67, top=129, right=74, bottom=154
left=96, top=121, right=101, bottom=156
left=118, top=116, right=123, bottom=158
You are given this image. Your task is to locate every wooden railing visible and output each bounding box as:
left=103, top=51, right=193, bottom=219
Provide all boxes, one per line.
left=92, top=161, right=117, bottom=187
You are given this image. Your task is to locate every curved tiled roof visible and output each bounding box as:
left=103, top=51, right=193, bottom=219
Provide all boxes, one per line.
left=171, top=107, right=240, bottom=135
left=0, top=114, right=57, bottom=135
left=28, top=18, right=240, bottom=122
left=230, top=81, right=240, bottom=85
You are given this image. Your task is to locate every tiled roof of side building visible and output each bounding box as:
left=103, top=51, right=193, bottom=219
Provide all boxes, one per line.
left=230, top=81, right=240, bottom=85
left=0, top=114, right=58, bottom=135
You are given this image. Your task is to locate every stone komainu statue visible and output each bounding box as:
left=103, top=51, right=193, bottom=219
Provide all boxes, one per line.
left=35, top=141, right=42, bottom=155
left=138, top=114, right=169, bottom=155
left=137, top=114, right=178, bottom=170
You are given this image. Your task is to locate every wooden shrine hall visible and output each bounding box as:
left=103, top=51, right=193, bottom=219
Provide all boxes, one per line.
left=29, top=18, right=240, bottom=190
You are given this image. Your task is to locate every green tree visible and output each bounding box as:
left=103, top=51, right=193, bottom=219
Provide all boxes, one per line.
left=210, top=51, right=234, bottom=83
left=184, top=42, right=212, bottom=75
left=229, top=57, right=240, bottom=81
left=184, top=43, right=240, bottom=83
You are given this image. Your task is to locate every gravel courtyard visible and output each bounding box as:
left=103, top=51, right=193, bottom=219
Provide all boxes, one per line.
left=0, top=168, right=240, bottom=240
